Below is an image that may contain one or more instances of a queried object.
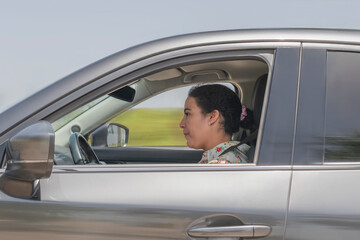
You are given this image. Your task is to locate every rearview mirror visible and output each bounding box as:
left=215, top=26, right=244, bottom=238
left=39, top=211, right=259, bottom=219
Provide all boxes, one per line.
left=108, top=86, right=136, bottom=102
left=0, top=121, right=54, bottom=199
left=89, top=123, right=129, bottom=147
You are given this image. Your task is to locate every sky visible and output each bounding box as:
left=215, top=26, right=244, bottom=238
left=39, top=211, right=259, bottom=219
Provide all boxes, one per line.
left=1, top=0, right=360, bottom=112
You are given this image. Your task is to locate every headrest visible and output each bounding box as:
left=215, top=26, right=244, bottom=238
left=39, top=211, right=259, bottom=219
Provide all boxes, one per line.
left=251, top=74, right=268, bottom=127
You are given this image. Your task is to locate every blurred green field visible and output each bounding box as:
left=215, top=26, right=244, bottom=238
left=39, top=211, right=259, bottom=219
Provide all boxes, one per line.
left=110, top=108, right=186, bottom=146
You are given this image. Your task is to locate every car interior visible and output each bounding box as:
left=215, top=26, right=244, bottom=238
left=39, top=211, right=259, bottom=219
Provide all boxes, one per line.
left=51, top=57, right=269, bottom=165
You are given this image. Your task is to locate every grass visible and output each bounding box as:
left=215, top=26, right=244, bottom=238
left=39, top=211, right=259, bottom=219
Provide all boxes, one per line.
left=110, top=108, right=186, bottom=146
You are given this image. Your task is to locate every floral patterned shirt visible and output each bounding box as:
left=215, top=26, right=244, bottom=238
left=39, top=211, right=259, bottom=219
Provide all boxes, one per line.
left=199, top=141, right=250, bottom=164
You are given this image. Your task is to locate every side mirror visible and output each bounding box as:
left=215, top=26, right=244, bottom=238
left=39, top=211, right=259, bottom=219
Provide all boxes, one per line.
left=0, top=121, right=54, bottom=199
left=89, top=123, right=129, bottom=147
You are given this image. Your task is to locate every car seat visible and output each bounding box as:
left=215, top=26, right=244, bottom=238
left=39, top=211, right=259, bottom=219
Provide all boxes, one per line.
left=242, top=73, right=268, bottom=161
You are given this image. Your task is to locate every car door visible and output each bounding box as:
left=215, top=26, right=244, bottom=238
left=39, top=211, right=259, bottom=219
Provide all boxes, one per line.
left=285, top=44, right=360, bottom=239
left=0, top=43, right=300, bottom=239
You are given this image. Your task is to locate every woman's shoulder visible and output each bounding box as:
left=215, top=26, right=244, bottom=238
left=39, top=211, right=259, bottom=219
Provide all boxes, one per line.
left=211, top=141, right=251, bottom=164
left=217, top=150, right=248, bottom=164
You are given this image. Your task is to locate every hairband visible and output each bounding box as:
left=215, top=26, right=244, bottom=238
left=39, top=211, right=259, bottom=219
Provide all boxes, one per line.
left=240, top=104, right=247, bottom=121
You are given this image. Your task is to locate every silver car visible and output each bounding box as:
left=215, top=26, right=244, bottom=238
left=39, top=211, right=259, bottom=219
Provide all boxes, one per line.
left=0, top=29, right=360, bottom=239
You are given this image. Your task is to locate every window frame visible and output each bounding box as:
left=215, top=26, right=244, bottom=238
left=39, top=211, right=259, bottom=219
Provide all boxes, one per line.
left=1, top=42, right=303, bottom=168
left=48, top=49, right=277, bottom=167
left=49, top=46, right=300, bottom=167
left=294, top=42, right=360, bottom=165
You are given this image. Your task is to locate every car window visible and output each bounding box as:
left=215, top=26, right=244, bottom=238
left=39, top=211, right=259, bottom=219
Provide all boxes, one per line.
left=324, top=51, right=360, bottom=162
left=110, top=83, right=235, bottom=147
left=51, top=58, right=270, bottom=165
left=110, top=86, right=190, bottom=147
left=52, top=96, right=108, bottom=131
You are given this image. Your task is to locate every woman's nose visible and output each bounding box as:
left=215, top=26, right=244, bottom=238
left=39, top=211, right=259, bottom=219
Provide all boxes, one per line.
left=179, top=117, right=185, bottom=128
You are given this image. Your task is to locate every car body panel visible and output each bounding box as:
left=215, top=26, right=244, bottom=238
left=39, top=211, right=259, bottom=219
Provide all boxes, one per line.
left=41, top=166, right=291, bottom=239
left=286, top=166, right=360, bottom=240
left=285, top=43, right=360, bottom=239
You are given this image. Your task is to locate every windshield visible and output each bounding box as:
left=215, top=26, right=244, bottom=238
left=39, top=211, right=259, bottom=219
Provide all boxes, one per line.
left=52, top=96, right=108, bottom=131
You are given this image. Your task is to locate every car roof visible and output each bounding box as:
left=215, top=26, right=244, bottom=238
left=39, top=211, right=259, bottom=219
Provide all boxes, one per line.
left=1, top=28, right=360, bottom=140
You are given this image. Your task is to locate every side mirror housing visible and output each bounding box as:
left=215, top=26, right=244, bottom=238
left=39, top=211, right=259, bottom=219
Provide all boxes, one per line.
left=89, top=123, right=129, bottom=147
left=0, top=121, right=54, bottom=199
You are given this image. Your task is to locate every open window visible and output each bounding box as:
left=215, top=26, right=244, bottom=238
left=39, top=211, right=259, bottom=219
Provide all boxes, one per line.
left=51, top=57, right=270, bottom=165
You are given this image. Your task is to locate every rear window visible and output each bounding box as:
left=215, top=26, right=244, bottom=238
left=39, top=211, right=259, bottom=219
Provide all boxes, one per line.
left=325, top=51, right=360, bottom=162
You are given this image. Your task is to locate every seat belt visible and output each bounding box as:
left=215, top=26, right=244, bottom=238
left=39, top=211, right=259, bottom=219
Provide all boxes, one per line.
left=219, top=129, right=258, bottom=160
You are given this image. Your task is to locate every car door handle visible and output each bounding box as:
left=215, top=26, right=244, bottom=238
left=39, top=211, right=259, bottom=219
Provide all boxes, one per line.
left=188, top=225, right=271, bottom=238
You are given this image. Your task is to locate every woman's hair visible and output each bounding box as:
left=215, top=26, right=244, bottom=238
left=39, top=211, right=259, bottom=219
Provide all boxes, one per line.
left=188, top=84, right=242, bottom=135
left=239, top=108, right=256, bottom=132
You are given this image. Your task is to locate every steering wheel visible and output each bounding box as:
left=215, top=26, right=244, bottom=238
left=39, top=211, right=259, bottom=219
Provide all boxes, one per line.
left=69, top=132, right=100, bottom=164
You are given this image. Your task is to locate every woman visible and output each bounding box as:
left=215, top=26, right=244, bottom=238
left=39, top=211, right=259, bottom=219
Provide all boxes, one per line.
left=179, top=84, right=250, bottom=164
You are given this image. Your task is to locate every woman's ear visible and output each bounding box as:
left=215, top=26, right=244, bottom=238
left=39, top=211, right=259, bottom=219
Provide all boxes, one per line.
left=208, top=110, right=220, bottom=125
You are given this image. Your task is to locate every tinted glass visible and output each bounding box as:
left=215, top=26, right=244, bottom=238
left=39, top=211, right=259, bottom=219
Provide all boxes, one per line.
left=325, top=51, right=360, bottom=162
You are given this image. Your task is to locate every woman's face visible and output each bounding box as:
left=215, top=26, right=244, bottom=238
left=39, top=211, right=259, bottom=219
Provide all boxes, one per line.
left=179, top=97, right=210, bottom=150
